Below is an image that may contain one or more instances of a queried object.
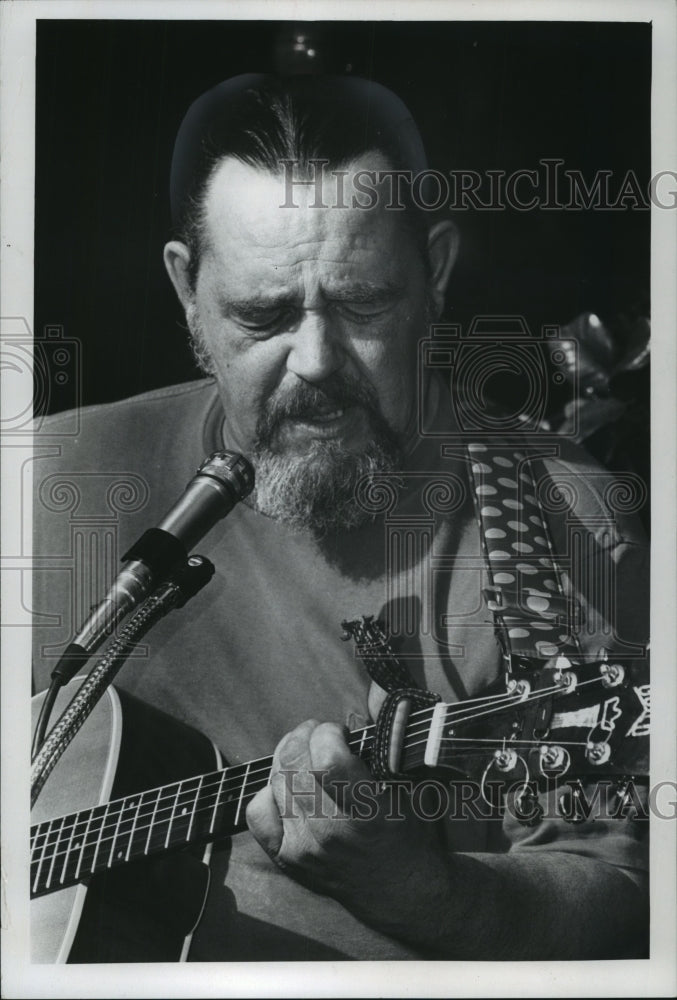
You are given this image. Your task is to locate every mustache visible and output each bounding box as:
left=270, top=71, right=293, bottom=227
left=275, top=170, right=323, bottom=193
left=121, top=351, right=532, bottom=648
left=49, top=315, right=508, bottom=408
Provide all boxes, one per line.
left=254, top=374, right=387, bottom=450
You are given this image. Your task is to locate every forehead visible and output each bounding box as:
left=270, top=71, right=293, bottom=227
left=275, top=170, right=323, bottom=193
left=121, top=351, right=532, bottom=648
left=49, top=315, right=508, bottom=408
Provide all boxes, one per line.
left=198, top=155, right=420, bottom=292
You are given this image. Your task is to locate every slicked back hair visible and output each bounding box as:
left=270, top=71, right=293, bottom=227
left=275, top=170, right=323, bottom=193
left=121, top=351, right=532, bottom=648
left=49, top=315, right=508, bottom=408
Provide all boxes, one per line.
left=169, top=74, right=432, bottom=289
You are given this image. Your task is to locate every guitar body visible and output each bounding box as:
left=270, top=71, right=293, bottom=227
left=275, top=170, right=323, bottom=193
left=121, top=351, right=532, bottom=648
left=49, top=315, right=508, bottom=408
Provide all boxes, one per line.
left=31, top=681, right=221, bottom=963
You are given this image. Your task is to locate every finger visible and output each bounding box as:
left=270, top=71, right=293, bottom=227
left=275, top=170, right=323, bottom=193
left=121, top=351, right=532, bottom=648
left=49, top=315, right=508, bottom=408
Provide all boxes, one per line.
left=269, top=719, right=330, bottom=824
left=273, top=718, right=320, bottom=773
left=308, top=722, right=372, bottom=811
left=246, top=783, right=285, bottom=865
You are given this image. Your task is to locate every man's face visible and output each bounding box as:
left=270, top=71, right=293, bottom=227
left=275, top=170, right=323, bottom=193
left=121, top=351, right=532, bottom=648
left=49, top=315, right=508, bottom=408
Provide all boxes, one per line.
left=167, top=154, right=452, bottom=532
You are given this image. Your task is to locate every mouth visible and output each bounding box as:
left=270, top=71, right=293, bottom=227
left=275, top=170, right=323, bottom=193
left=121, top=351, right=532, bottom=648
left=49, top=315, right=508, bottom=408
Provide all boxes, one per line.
left=284, top=405, right=363, bottom=442
left=304, top=407, right=345, bottom=424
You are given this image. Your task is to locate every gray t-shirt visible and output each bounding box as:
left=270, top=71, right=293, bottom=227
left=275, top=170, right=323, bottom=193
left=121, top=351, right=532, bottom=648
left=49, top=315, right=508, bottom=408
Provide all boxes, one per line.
left=31, top=376, right=649, bottom=959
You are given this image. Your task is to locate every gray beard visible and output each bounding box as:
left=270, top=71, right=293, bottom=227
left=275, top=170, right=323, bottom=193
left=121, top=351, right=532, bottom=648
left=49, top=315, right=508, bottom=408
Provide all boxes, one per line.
left=250, top=436, right=401, bottom=536
left=187, top=302, right=404, bottom=535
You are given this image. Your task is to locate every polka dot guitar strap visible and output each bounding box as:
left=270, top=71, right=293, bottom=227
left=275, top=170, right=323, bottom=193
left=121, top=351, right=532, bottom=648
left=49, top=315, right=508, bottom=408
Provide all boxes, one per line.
left=466, top=443, right=583, bottom=663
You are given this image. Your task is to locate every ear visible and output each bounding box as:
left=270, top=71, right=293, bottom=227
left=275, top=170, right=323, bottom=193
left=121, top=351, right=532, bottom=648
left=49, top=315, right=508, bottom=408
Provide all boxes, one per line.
left=163, top=241, right=193, bottom=310
left=425, top=220, right=460, bottom=318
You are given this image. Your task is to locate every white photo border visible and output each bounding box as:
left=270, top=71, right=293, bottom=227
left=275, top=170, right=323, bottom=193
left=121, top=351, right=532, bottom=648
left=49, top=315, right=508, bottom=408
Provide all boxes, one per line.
left=2, top=1, right=675, bottom=997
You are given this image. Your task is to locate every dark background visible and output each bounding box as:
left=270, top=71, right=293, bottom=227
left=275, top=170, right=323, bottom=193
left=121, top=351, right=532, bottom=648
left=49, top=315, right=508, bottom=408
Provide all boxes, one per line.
left=34, top=19, right=651, bottom=414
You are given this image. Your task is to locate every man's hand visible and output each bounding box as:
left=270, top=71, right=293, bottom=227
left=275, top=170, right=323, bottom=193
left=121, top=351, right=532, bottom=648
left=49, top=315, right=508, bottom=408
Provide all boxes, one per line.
left=245, top=718, right=451, bottom=943
left=245, top=718, right=648, bottom=959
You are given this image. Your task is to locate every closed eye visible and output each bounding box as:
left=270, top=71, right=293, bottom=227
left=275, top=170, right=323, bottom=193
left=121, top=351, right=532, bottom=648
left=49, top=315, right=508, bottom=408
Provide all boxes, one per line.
left=234, top=307, right=298, bottom=337
left=332, top=301, right=391, bottom=323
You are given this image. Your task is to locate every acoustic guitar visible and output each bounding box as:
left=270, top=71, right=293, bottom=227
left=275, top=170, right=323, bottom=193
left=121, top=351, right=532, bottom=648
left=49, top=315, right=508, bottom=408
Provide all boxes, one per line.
left=31, top=618, right=650, bottom=963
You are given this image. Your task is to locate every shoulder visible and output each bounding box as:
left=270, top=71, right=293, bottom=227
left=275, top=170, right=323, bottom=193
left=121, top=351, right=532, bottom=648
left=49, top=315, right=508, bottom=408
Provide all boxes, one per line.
left=530, top=438, right=648, bottom=547
left=33, top=378, right=223, bottom=473
left=32, top=378, right=225, bottom=532
left=466, top=433, right=647, bottom=549
left=35, top=377, right=219, bottom=439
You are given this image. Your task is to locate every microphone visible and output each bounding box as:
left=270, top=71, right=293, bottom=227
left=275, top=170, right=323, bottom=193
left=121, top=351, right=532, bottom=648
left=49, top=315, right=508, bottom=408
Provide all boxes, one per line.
left=52, top=452, right=254, bottom=679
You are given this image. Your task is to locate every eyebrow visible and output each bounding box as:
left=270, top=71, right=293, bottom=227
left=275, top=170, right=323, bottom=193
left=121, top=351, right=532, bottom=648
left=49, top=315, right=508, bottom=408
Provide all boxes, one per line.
left=220, top=280, right=402, bottom=317
left=326, top=280, right=401, bottom=303
left=221, top=295, right=298, bottom=321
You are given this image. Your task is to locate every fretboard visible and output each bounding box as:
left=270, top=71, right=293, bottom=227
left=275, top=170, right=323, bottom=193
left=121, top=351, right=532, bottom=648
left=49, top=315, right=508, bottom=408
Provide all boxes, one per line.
left=30, top=753, right=271, bottom=898
left=31, top=718, right=429, bottom=899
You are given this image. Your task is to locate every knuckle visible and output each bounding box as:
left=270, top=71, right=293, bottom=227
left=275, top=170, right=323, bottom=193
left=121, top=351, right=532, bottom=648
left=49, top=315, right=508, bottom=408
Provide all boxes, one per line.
left=275, top=718, right=320, bottom=769
left=309, top=721, right=349, bottom=768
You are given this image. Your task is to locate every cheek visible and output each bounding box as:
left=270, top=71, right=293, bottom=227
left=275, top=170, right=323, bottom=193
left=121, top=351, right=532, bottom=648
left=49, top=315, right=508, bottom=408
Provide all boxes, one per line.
left=358, top=327, right=418, bottom=422
left=207, top=328, right=289, bottom=414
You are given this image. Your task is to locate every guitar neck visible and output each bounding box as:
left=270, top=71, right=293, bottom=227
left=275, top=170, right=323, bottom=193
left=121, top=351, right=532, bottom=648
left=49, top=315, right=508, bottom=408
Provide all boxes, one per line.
left=30, top=722, right=391, bottom=899
left=31, top=650, right=650, bottom=899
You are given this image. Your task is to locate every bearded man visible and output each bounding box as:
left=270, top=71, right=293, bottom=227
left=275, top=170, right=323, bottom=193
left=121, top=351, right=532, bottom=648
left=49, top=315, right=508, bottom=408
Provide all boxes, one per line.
left=31, top=75, right=649, bottom=962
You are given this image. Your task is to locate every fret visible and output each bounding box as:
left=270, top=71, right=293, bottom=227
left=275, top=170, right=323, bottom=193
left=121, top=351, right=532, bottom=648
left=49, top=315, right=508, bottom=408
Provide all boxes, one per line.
left=186, top=776, right=204, bottom=843
left=164, top=780, right=183, bottom=849
left=171, top=776, right=202, bottom=846
left=30, top=820, right=42, bottom=854
left=30, top=820, right=47, bottom=868
left=210, top=769, right=227, bottom=834
left=144, top=786, right=163, bottom=856
left=44, top=816, right=66, bottom=892
left=90, top=801, right=111, bottom=874
left=107, top=798, right=128, bottom=868
left=74, top=804, right=96, bottom=881
left=31, top=819, right=53, bottom=895
left=234, top=763, right=250, bottom=828
left=59, top=811, right=80, bottom=886
left=107, top=794, right=143, bottom=867
left=125, top=792, right=144, bottom=862
left=146, top=782, right=182, bottom=854
left=63, top=812, right=91, bottom=885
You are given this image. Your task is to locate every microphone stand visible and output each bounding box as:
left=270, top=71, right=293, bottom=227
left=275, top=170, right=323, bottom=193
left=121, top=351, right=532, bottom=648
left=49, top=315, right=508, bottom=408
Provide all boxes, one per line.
left=30, top=555, right=214, bottom=808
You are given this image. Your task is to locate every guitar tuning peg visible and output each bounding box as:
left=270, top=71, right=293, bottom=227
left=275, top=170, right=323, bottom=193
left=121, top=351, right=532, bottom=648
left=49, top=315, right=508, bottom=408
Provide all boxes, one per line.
left=513, top=784, right=544, bottom=827
left=615, top=779, right=632, bottom=810
left=559, top=781, right=587, bottom=823
left=600, top=662, right=625, bottom=688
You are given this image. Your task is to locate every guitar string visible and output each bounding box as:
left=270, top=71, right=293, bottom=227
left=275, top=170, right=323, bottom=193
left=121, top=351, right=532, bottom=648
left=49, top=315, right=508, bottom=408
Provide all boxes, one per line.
left=32, top=727, right=598, bottom=881
left=31, top=727, right=608, bottom=889
left=30, top=672, right=606, bottom=875
left=30, top=674, right=605, bottom=856
left=435, top=677, right=602, bottom=730
left=32, top=670, right=609, bottom=841
left=27, top=698, right=534, bottom=860
left=30, top=677, right=611, bottom=877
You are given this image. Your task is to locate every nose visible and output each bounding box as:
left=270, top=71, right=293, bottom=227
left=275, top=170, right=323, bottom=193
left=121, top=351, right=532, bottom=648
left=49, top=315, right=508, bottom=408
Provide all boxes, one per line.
left=286, top=310, right=344, bottom=383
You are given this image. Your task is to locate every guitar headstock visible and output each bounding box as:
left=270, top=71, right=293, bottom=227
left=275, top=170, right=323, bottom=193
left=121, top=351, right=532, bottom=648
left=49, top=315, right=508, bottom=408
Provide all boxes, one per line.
left=433, top=656, right=649, bottom=786
left=342, top=615, right=649, bottom=797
